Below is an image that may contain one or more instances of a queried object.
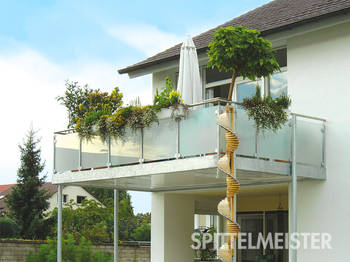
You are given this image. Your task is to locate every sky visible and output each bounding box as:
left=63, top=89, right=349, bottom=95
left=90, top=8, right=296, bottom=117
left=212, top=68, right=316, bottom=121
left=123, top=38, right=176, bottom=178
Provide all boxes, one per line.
left=0, top=0, right=270, bottom=214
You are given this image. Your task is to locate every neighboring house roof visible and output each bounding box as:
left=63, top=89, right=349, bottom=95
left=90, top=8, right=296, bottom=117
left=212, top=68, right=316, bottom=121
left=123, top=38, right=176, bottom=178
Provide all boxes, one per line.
left=0, top=184, right=15, bottom=195
left=118, top=0, right=350, bottom=74
left=0, top=182, right=58, bottom=212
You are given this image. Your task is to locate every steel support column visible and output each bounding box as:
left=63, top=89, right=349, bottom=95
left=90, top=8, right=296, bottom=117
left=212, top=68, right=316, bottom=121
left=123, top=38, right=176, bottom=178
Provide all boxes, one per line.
left=57, top=185, right=62, bottom=262
left=114, top=189, right=119, bottom=262
left=291, top=114, right=297, bottom=262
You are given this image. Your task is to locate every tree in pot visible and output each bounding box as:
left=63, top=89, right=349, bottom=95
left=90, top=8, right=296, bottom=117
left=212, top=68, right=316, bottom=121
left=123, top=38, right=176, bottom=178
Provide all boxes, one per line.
left=207, top=26, right=280, bottom=101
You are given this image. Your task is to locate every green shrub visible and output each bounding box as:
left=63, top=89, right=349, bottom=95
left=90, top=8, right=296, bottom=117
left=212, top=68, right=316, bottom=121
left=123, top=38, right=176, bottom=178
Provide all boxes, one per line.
left=153, top=77, right=182, bottom=111
left=26, top=234, right=112, bottom=262
left=0, top=217, right=19, bottom=238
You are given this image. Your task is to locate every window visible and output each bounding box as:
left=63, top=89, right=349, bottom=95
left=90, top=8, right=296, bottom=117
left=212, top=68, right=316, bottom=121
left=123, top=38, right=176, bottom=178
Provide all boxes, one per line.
left=204, top=48, right=287, bottom=101
left=268, top=71, right=288, bottom=98
left=77, top=195, right=86, bottom=204
left=237, top=80, right=262, bottom=103
left=63, top=194, right=68, bottom=203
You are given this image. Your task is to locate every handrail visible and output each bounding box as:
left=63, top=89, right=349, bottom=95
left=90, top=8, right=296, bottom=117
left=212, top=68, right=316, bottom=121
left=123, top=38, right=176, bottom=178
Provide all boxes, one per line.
left=290, top=112, right=326, bottom=122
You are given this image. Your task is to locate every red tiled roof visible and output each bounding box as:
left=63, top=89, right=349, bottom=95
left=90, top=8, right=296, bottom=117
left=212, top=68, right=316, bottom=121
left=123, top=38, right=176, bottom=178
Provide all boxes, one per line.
left=0, top=184, right=15, bottom=195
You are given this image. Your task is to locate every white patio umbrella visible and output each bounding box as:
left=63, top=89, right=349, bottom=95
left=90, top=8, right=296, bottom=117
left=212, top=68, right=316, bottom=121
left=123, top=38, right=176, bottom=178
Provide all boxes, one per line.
left=177, top=36, right=202, bottom=105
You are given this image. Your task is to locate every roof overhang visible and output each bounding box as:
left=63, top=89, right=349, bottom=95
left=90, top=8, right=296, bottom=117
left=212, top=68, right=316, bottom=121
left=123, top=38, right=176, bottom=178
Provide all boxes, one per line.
left=119, top=10, right=350, bottom=78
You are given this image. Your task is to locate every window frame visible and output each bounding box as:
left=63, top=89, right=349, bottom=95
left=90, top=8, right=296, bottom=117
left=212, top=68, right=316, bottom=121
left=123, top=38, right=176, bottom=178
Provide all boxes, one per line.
left=76, top=195, right=86, bottom=204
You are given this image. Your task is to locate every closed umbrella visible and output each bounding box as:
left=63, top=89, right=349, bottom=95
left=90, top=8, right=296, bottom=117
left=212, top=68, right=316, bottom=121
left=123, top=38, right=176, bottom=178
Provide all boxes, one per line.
left=177, top=36, right=202, bottom=105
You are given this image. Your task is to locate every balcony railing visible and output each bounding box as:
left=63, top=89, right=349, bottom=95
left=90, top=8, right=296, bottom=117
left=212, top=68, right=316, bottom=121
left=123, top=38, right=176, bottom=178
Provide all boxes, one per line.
left=54, top=98, right=326, bottom=174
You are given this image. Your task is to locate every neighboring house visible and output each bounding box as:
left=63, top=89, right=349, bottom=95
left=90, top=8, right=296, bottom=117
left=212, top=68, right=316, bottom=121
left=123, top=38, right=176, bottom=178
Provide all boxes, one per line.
left=53, top=1, right=350, bottom=262
left=0, top=182, right=100, bottom=214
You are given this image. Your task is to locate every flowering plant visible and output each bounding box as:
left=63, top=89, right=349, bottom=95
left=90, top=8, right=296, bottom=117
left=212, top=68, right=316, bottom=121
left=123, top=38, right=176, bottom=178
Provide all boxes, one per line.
left=153, top=77, right=183, bottom=111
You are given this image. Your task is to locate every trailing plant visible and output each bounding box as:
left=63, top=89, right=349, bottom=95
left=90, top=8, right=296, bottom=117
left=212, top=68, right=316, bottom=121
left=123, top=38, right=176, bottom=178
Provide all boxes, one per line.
left=241, top=86, right=291, bottom=132
left=207, top=26, right=280, bottom=101
left=153, top=77, right=183, bottom=111
left=127, top=105, right=158, bottom=132
left=58, top=82, right=159, bottom=141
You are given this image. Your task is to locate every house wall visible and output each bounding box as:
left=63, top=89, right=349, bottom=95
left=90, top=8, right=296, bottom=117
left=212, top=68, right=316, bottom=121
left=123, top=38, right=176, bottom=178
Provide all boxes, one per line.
left=152, top=68, right=177, bottom=98
left=47, top=185, right=99, bottom=213
left=287, top=21, right=350, bottom=261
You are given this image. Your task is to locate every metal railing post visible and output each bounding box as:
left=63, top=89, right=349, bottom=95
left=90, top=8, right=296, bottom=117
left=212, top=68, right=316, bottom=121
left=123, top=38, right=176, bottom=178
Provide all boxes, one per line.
left=57, top=185, right=63, bottom=262
left=291, top=114, right=297, bottom=262
left=216, top=103, right=221, bottom=157
left=53, top=135, right=57, bottom=174
left=107, top=136, right=112, bottom=167
left=139, top=128, right=144, bottom=163
left=114, top=189, right=119, bottom=262
left=175, top=118, right=181, bottom=159
left=255, top=129, right=259, bottom=158
left=321, top=122, right=326, bottom=168
left=79, top=138, right=82, bottom=170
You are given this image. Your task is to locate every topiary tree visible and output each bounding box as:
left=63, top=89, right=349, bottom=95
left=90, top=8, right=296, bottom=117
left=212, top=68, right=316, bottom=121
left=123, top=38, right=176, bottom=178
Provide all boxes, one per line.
left=207, top=26, right=280, bottom=101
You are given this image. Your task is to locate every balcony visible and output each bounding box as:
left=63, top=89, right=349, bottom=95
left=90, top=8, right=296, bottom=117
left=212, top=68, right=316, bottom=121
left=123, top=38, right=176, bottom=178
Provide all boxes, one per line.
left=52, top=99, right=326, bottom=191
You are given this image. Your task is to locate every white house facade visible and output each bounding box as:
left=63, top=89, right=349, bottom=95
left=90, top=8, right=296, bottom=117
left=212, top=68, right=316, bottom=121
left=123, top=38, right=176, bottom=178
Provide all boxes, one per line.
left=52, top=1, right=350, bottom=262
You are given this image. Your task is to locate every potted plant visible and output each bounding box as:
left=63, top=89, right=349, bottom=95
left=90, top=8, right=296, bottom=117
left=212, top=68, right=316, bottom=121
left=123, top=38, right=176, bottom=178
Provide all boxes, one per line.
left=207, top=26, right=290, bottom=132
left=153, top=77, right=188, bottom=120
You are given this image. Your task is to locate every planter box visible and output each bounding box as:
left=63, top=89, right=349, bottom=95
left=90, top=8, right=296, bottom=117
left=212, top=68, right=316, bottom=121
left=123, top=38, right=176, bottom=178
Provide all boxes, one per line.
left=157, top=105, right=187, bottom=120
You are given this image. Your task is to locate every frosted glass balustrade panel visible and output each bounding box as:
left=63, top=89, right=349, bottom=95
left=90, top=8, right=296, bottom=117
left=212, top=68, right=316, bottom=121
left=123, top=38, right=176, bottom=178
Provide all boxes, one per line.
left=235, top=108, right=256, bottom=157
left=111, top=128, right=141, bottom=166
left=144, top=119, right=177, bottom=161
left=296, top=119, right=323, bottom=166
left=81, top=137, right=108, bottom=169
left=55, top=133, right=80, bottom=173
left=179, top=106, right=218, bottom=157
left=258, top=123, right=291, bottom=161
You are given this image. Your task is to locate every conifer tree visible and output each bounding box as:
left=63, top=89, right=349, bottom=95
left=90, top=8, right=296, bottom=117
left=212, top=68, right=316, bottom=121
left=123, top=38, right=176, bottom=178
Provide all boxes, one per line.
left=6, top=128, right=50, bottom=239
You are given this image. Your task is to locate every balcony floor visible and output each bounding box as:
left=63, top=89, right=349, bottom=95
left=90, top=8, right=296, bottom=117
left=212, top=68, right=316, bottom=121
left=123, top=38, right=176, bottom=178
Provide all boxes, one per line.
left=52, top=155, right=326, bottom=192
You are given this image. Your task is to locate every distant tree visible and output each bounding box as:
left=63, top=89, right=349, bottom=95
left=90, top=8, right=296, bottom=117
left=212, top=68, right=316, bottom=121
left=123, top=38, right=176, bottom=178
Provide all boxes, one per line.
left=135, top=212, right=151, bottom=227
left=207, top=26, right=280, bottom=100
left=49, top=192, right=138, bottom=243
left=118, top=194, right=137, bottom=240
left=132, top=223, right=150, bottom=241
left=5, top=128, right=50, bottom=239
left=84, top=187, right=128, bottom=206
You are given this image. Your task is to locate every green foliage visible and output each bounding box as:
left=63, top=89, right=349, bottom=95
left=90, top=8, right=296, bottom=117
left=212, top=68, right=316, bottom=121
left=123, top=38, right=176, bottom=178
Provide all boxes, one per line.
left=0, top=217, right=19, bottom=238
left=127, top=105, right=158, bottom=132
left=131, top=223, right=150, bottom=241
left=5, top=128, right=50, bottom=239
left=57, top=81, right=159, bottom=141
left=50, top=200, right=112, bottom=243
left=153, top=77, right=183, bottom=111
left=118, top=194, right=137, bottom=240
left=241, top=86, right=291, bottom=132
left=194, top=227, right=217, bottom=260
left=207, top=26, right=280, bottom=100
left=56, top=81, right=93, bottom=128
left=84, top=188, right=128, bottom=205
left=26, top=234, right=112, bottom=262
left=48, top=191, right=144, bottom=243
